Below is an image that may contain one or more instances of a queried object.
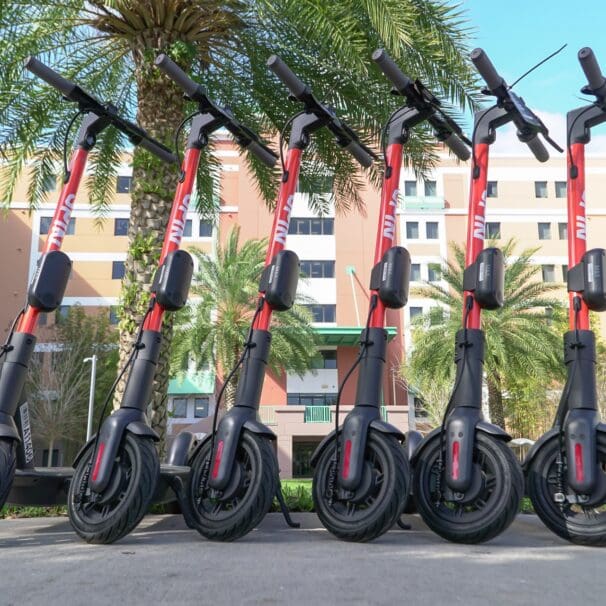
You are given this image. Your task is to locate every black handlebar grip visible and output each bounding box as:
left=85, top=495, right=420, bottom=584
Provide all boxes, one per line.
left=138, top=137, right=178, bottom=165
left=344, top=141, right=374, bottom=168
left=578, top=47, right=606, bottom=97
left=526, top=135, right=549, bottom=163
left=371, top=49, right=413, bottom=92
left=245, top=140, right=278, bottom=168
left=443, top=133, right=471, bottom=161
left=24, top=56, right=76, bottom=98
left=267, top=55, right=308, bottom=100
left=155, top=54, right=203, bottom=100
left=470, top=48, right=506, bottom=91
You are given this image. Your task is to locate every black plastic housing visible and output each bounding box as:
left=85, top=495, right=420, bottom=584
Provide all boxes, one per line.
left=370, top=246, right=411, bottom=308
left=27, top=251, right=72, bottom=312
left=153, top=250, right=194, bottom=311
left=568, top=248, right=606, bottom=311
left=463, top=247, right=504, bottom=310
left=260, top=250, right=299, bottom=311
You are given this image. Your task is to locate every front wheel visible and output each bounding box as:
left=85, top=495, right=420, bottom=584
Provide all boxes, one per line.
left=312, top=430, right=410, bottom=542
left=414, top=432, right=523, bottom=544
left=0, top=438, right=16, bottom=508
left=68, top=434, right=159, bottom=544
left=527, top=433, right=606, bottom=546
left=187, top=430, right=278, bottom=541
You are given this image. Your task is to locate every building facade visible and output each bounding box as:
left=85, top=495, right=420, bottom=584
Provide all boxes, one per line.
left=2, top=145, right=606, bottom=476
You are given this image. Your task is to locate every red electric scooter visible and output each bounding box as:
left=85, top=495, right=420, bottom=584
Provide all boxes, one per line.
left=525, top=47, right=606, bottom=546
left=411, top=48, right=562, bottom=543
left=0, top=58, right=176, bottom=511
left=66, top=54, right=278, bottom=544
left=174, top=54, right=375, bottom=541
left=310, top=49, right=471, bottom=542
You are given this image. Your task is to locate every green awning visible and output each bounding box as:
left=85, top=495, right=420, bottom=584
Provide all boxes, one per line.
left=314, top=326, right=398, bottom=346
left=168, top=370, right=215, bottom=395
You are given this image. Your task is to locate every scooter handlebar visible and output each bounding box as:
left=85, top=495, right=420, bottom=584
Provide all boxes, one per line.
left=371, top=49, right=413, bottom=93
left=526, top=135, right=549, bottom=162
left=578, top=47, right=606, bottom=97
left=470, top=48, right=506, bottom=92
left=24, top=56, right=77, bottom=99
left=267, top=55, right=308, bottom=100
left=245, top=139, right=278, bottom=168
left=344, top=140, right=374, bottom=168
left=155, top=53, right=205, bottom=101
left=443, top=133, right=471, bottom=161
left=138, top=136, right=178, bottom=165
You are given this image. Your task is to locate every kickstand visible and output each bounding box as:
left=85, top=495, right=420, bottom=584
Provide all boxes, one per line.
left=397, top=516, right=411, bottom=530
left=275, top=483, right=300, bottom=528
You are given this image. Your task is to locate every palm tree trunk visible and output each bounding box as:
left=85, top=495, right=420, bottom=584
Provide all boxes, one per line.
left=224, top=380, right=238, bottom=412
left=487, top=374, right=506, bottom=430
left=47, top=438, right=54, bottom=467
left=113, top=59, right=186, bottom=459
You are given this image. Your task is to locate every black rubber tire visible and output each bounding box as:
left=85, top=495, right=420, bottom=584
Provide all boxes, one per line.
left=312, top=430, right=410, bottom=542
left=414, top=431, right=523, bottom=544
left=187, top=430, right=277, bottom=541
left=0, top=439, right=16, bottom=509
left=527, top=432, right=606, bottom=546
left=68, top=434, right=159, bottom=544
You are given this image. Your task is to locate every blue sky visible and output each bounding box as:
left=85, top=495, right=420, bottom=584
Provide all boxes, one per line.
left=460, top=0, right=606, bottom=151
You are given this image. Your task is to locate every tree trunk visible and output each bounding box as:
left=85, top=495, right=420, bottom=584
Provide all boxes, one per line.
left=487, top=374, right=506, bottom=430
left=47, top=438, right=54, bottom=467
left=113, top=57, right=186, bottom=459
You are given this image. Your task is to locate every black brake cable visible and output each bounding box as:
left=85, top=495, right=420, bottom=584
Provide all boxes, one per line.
left=62, top=110, right=84, bottom=184
left=567, top=105, right=597, bottom=178
left=278, top=111, right=305, bottom=181
left=326, top=295, right=377, bottom=504
left=508, top=44, right=567, bottom=91
left=174, top=111, right=201, bottom=181
left=470, top=104, right=498, bottom=178
left=0, top=308, right=25, bottom=360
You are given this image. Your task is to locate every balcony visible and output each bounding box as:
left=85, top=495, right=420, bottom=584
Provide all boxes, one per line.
left=303, top=405, right=390, bottom=423
left=401, top=195, right=445, bottom=210
left=258, top=406, right=278, bottom=426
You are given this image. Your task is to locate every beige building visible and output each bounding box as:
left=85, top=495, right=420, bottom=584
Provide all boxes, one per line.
left=1, top=146, right=605, bottom=475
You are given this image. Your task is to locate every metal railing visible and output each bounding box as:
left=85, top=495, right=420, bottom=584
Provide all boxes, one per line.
left=258, top=406, right=278, bottom=426
left=304, top=406, right=332, bottom=423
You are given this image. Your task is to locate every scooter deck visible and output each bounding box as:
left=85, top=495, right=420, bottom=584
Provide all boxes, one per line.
left=6, top=464, right=190, bottom=507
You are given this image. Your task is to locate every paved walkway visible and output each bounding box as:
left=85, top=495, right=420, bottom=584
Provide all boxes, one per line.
left=0, top=513, right=604, bottom=605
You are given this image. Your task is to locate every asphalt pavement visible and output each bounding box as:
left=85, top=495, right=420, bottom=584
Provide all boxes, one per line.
left=0, top=513, right=604, bottom=605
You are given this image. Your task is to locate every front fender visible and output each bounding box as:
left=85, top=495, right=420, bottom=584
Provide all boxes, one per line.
left=310, top=428, right=340, bottom=469
left=522, top=428, right=559, bottom=472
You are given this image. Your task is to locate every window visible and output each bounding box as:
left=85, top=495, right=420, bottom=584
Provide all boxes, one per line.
left=535, top=181, right=548, bottom=198
left=300, top=260, right=335, bottom=278
left=558, top=222, right=568, bottom=240
left=486, top=222, right=501, bottom=238
left=538, top=222, right=551, bottom=240
left=42, top=174, right=57, bottom=193
left=39, top=217, right=75, bottom=235
left=56, top=305, right=70, bottom=323
left=109, top=307, right=120, bottom=325
left=287, top=393, right=337, bottom=406
left=487, top=181, right=498, bottom=198
left=112, top=261, right=125, bottom=280
left=410, top=263, right=421, bottom=282
left=555, top=181, right=567, bottom=198
left=306, top=304, right=336, bottom=323
left=426, top=222, right=439, bottom=239
left=404, top=181, right=417, bottom=197
left=424, top=180, right=437, bottom=196
left=311, top=350, right=337, bottom=370
left=562, top=265, right=568, bottom=282
left=542, top=264, right=556, bottom=283
left=114, top=218, right=129, bottom=236
left=288, top=218, right=333, bottom=235
left=409, top=306, right=423, bottom=320
left=428, top=263, right=441, bottom=282
left=406, top=222, right=419, bottom=239
left=116, top=176, right=133, bottom=193
left=194, top=397, right=210, bottom=418
left=199, top=220, right=213, bottom=238
left=172, top=398, right=187, bottom=418
left=183, top=219, right=192, bottom=238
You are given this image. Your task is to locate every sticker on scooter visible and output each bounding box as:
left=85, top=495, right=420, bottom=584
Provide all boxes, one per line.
left=274, top=194, right=294, bottom=245
left=19, top=402, right=34, bottom=464
left=49, top=194, right=76, bottom=247
left=169, top=194, right=192, bottom=245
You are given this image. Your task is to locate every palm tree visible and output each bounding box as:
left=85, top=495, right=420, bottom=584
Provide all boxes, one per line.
left=172, top=227, right=317, bottom=409
left=1, top=1, right=480, bottom=448
left=405, top=240, right=566, bottom=430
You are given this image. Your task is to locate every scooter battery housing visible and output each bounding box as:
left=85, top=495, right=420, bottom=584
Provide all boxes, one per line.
left=370, top=246, right=411, bottom=308
left=27, top=250, right=72, bottom=311
left=153, top=249, right=194, bottom=311
left=581, top=249, right=606, bottom=311
left=261, top=249, right=299, bottom=311
left=463, top=247, right=504, bottom=310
